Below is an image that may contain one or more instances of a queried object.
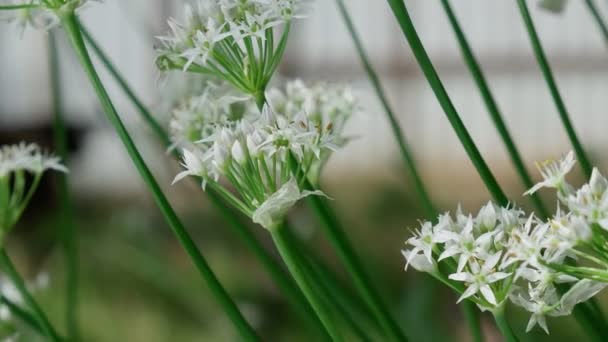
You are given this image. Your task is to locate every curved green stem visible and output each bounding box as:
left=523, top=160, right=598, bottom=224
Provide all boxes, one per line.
left=0, top=296, right=44, bottom=335
left=0, top=250, right=61, bottom=342
left=48, top=30, right=80, bottom=342
left=334, top=0, right=435, bottom=218
left=336, top=3, right=484, bottom=340
left=303, top=182, right=408, bottom=342
left=516, top=0, right=593, bottom=178
left=439, top=0, right=548, bottom=219
left=272, top=226, right=342, bottom=341
left=0, top=4, right=40, bottom=10
left=386, top=0, right=508, bottom=206
left=79, top=25, right=168, bottom=147
left=585, top=0, right=608, bottom=46
left=491, top=306, right=519, bottom=342
left=59, top=13, right=259, bottom=341
left=462, top=301, right=484, bottom=342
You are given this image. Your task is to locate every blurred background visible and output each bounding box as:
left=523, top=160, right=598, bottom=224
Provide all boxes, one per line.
left=1, top=0, right=607, bottom=341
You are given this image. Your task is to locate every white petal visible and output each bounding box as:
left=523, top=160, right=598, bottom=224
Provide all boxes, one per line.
left=479, top=285, right=497, bottom=306
left=457, top=285, right=479, bottom=303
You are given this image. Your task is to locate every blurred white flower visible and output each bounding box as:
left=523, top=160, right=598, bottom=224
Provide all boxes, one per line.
left=524, top=151, right=575, bottom=196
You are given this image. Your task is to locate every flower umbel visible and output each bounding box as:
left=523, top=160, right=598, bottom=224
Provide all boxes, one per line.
left=0, top=143, right=67, bottom=241
left=156, top=0, right=311, bottom=96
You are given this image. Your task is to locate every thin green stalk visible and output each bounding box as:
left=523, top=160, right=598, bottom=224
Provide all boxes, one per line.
left=301, top=256, right=374, bottom=342
left=79, top=25, right=168, bottom=147
left=335, top=2, right=483, bottom=340
left=0, top=250, right=61, bottom=342
left=271, top=225, right=343, bottom=342
left=59, top=13, right=259, bottom=341
left=303, top=183, right=408, bottom=342
left=491, top=306, right=519, bottom=342
left=516, top=0, right=593, bottom=178
left=439, top=0, right=548, bottom=219
left=585, top=0, right=608, bottom=45
left=0, top=297, right=43, bottom=335
left=334, top=0, right=435, bottom=218
left=386, top=0, right=509, bottom=206
left=48, top=30, right=79, bottom=341
left=81, top=27, right=333, bottom=336
left=462, top=301, right=483, bottom=342
left=0, top=4, right=39, bottom=10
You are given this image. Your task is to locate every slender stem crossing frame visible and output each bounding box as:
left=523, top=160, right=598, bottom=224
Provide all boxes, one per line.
left=516, top=0, right=593, bottom=178
left=334, top=1, right=483, bottom=340
left=60, top=12, right=260, bottom=341
left=48, top=30, right=80, bottom=341
left=439, top=0, right=549, bottom=219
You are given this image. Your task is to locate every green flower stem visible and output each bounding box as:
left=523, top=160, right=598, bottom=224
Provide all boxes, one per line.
left=439, top=0, right=549, bottom=219
left=585, top=0, right=608, bottom=45
left=79, top=25, right=168, bottom=147
left=0, top=297, right=44, bottom=336
left=271, top=225, right=343, bottom=342
left=491, top=306, right=519, bottom=342
left=334, top=0, right=435, bottom=218
left=80, top=24, right=327, bottom=336
left=0, top=250, right=61, bottom=342
left=516, top=0, right=593, bottom=178
left=48, top=30, right=80, bottom=342
left=0, top=4, right=40, bottom=10
left=386, top=0, right=508, bottom=206
left=302, top=180, right=408, bottom=342
left=335, top=2, right=483, bottom=340
left=301, top=256, right=374, bottom=342
left=59, top=13, right=260, bottom=341
left=462, top=301, right=484, bottom=342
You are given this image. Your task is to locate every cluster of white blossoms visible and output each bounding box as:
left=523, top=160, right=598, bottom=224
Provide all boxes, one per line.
left=266, top=79, right=357, bottom=183
left=157, top=0, right=311, bottom=94
left=403, top=152, right=608, bottom=334
left=0, top=143, right=67, bottom=237
left=0, top=0, right=99, bottom=34
left=170, top=79, right=356, bottom=230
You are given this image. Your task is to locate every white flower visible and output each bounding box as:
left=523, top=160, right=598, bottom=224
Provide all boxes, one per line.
left=251, top=178, right=326, bottom=230
left=560, top=279, right=607, bottom=313
left=401, top=249, right=436, bottom=273
left=449, top=251, right=511, bottom=306
left=437, top=217, right=494, bottom=272
left=0, top=143, right=67, bottom=177
left=525, top=151, right=575, bottom=196
left=510, top=285, right=566, bottom=334
left=0, top=0, right=100, bottom=34
left=404, top=221, right=438, bottom=268
left=566, top=168, right=608, bottom=230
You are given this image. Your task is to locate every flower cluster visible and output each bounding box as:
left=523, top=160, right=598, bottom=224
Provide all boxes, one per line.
left=0, top=0, right=99, bottom=34
left=0, top=143, right=67, bottom=239
left=403, top=150, right=608, bottom=334
left=172, top=93, right=346, bottom=229
left=169, top=80, right=255, bottom=150
left=267, top=79, right=357, bottom=183
left=157, top=0, right=311, bottom=95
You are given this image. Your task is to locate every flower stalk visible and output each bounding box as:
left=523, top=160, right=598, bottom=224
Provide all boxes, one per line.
left=584, top=0, right=608, bottom=46
left=515, top=0, right=593, bottom=178
left=385, top=0, right=508, bottom=206
left=58, top=12, right=260, bottom=341
left=0, top=250, right=61, bottom=342
left=48, top=29, right=79, bottom=341
left=271, top=224, right=343, bottom=341
left=439, top=0, right=549, bottom=219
